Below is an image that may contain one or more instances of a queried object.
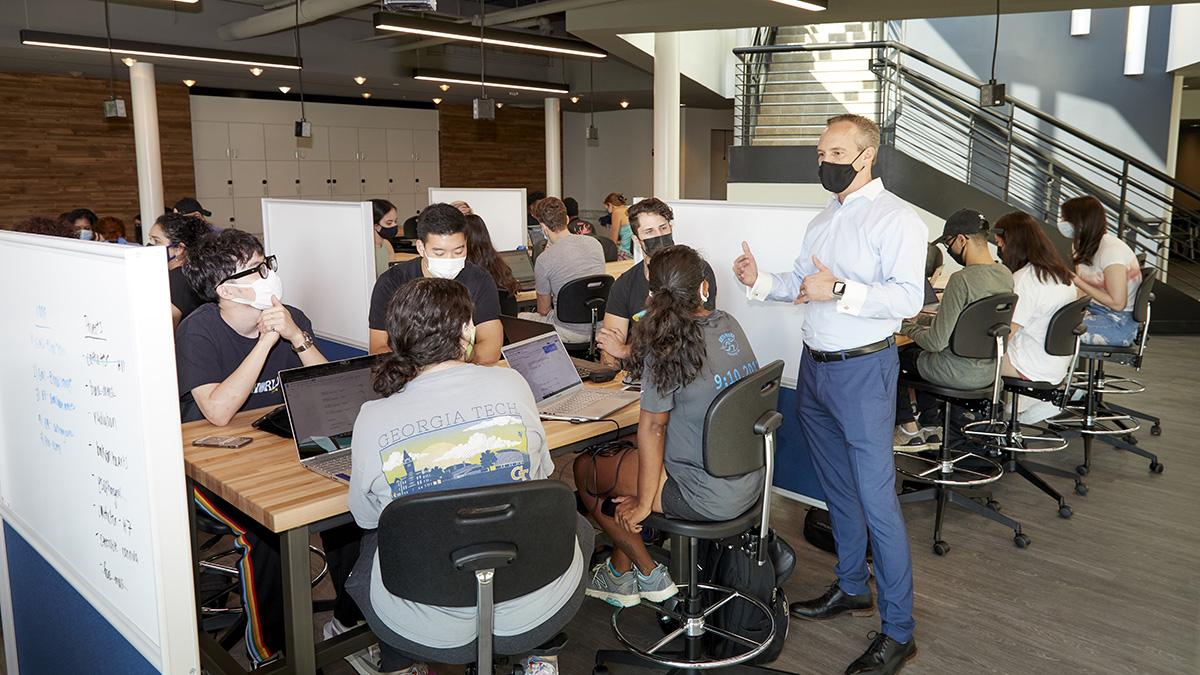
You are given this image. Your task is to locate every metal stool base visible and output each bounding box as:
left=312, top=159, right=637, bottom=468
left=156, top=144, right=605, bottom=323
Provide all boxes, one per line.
left=894, top=450, right=1004, bottom=486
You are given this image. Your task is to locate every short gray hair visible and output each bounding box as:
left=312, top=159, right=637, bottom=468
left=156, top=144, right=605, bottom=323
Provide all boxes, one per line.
left=826, top=114, right=881, bottom=152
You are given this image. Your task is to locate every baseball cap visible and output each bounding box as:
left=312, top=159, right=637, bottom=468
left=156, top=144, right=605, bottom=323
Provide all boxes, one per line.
left=173, top=197, right=212, bottom=218
left=938, top=208, right=989, bottom=245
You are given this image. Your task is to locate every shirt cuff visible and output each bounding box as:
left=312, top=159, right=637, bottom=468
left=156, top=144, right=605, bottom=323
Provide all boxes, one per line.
left=746, top=274, right=774, bottom=302
left=835, top=279, right=869, bottom=316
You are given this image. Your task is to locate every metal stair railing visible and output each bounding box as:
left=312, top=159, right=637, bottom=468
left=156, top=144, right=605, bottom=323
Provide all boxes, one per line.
left=736, top=26, right=778, bottom=147
left=734, top=39, right=1200, bottom=299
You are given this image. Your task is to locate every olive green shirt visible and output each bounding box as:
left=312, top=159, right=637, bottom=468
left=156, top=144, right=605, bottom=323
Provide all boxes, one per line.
left=900, top=263, right=1013, bottom=388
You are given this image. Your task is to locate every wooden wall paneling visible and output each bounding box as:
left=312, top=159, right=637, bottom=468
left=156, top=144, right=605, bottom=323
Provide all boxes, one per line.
left=0, top=73, right=195, bottom=237
left=437, top=104, right=544, bottom=194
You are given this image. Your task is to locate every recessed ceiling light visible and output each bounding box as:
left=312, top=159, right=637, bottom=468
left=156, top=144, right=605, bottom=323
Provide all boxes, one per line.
left=374, top=12, right=606, bottom=59
left=432, top=97, right=442, bottom=104
left=768, top=0, right=828, bottom=10
left=619, top=100, right=629, bottom=108
left=278, top=85, right=291, bottom=94
left=354, top=75, right=366, bottom=85
left=496, top=102, right=504, bottom=108
left=249, top=67, right=263, bottom=76
left=182, top=79, right=196, bottom=87
left=121, top=57, right=136, bottom=66
left=439, top=83, right=450, bottom=92
left=570, top=95, right=580, bottom=104
left=362, top=92, right=372, bottom=99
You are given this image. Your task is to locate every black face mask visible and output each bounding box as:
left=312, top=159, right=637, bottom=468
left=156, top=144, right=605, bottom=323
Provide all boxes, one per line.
left=641, top=232, right=674, bottom=257
left=377, top=225, right=398, bottom=240
left=945, top=236, right=966, bottom=267
left=817, top=148, right=866, bottom=194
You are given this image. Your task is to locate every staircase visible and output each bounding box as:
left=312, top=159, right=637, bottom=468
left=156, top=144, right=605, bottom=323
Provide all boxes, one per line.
left=732, top=39, right=1200, bottom=332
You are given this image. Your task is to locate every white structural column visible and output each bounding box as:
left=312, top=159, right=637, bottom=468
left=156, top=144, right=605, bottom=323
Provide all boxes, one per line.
left=130, top=62, right=164, bottom=242
left=544, top=97, right=562, bottom=198
left=653, top=31, right=681, bottom=200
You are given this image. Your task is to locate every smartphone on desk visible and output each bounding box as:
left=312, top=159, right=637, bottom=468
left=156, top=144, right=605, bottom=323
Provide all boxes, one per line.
left=192, top=435, right=252, bottom=449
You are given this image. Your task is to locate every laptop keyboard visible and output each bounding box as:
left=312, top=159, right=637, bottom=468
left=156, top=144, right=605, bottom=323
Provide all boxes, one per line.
left=308, top=451, right=352, bottom=477
left=542, top=388, right=617, bottom=417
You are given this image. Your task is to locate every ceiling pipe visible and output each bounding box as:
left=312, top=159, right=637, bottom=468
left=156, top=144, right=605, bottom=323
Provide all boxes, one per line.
left=386, top=0, right=619, bottom=53
left=218, top=0, right=373, bottom=41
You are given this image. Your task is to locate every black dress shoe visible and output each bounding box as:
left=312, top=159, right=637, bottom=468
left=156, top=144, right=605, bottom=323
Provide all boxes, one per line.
left=845, top=632, right=917, bottom=674
left=789, top=581, right=874, bottom=620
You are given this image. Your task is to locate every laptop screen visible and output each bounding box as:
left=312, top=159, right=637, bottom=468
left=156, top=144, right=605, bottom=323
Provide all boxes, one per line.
left=280, top=355, right=383, bottom=460
left=502, top=333, right=581, bottom=403
left=499, top=249, right=535, bottom=283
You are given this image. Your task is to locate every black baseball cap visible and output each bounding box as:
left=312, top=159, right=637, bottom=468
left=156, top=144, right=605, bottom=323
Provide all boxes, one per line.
left=173, top=197, right=211, bottom=218
left=938, top=208, right=989, bottom=245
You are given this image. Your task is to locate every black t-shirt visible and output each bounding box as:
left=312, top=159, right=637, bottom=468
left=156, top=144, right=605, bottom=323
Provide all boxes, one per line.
left=368, top=257, right=501, bottom=330
left=607, top=259, right=718, bottom=321
left=175, top=303, right=313, bottom=423
left=169, top=265, right=206, bottom=321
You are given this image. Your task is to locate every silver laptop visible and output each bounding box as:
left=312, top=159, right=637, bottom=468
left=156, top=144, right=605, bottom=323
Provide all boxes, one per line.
left=499, top=249, right=536, bottom=292
left=279, top=354, right=384, bottom=483
left=502, top=332, right=639, bottom=421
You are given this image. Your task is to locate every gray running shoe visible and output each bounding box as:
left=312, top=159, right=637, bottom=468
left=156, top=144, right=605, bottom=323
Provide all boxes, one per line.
left=635, top=563, right=679, bottom=603
left=585, top=558, right=640, bottom=607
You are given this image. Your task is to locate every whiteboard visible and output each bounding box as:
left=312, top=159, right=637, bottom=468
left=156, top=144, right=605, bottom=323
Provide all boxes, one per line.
left=428, top=187, right=527, bottom=251
left=0, top=232, right=199, bottom=672
left=668, top=199, right=823, bottom=385
left=262, top=199, right=376, bottom=350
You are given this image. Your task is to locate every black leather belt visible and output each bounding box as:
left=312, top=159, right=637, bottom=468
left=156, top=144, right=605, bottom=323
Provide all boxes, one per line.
left=805, top=336, right=895, bottom=363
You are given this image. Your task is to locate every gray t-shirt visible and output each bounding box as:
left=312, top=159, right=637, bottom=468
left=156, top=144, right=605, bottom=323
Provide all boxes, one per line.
left=534, top=233, right=606, bottom=334
left=348, top=364, right=582, bottom=648
left=640, top=311, right=764, bottom=521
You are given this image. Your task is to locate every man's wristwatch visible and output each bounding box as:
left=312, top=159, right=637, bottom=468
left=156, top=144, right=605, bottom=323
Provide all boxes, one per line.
left=832, top=280, right=846, bottom=299
left=292, top=331, right=315, bottom=353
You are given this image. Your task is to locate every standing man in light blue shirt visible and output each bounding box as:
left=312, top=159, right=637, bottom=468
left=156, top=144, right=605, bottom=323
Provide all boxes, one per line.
left=734, top=114, right=924, bottom=675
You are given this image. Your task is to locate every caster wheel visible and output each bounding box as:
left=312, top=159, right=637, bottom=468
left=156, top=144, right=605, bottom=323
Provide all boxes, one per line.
left=1014, top=533, right=1031, bottom=549
left=1074, top=482, right=1089, bottom=496
left=1123, top=434, right=1138, bottom=446
left=1151, top=424, right=1162, bottom=436
left=1150, top=461, right=1164, bottom=474
left=466, top=667, right=478, bottom=675
left=1058, top=505, right=1073, bottom=519
left=593, top=666, right=610, bottom=674
left=932, top=541, right=950, bottom=556
left=986, top=499, right=1002, bottom=512
left=1075, top=464, right=1089, bottom=477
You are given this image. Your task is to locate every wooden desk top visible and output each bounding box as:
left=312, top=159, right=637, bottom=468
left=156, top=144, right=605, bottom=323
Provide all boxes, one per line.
left=181, top=372, right=638, bottom=533
left=390, top=251, right=419, bottom=264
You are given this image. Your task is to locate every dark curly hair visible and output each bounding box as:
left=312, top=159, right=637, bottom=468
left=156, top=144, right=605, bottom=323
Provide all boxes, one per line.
left=628, top=245, right=709, bottom=392
left=14, top=216, right=78, bottom=239
left=63, top=208, right=98, bottom=228
left=465, top=214, right=520, bottom=296
left=627, top=197, right=674, bottom=238
left=373, top=278, right=474, bottom=396
left=156, top=213, right=211, bottom=253
left=533, top=197, right=569, bottom=232
left=184, top=229, right=264, bottom=302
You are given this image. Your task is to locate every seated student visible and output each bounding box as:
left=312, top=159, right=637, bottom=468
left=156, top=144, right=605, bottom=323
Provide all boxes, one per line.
left=574, top=245, right=760, bottom=607
left=62, top=207, right=98, bottom=240
left=449, top=200, right=473, bottom=216
left=372, top=199, right=400, bottom=279
left=176, top=229, right=334, bottom=665
left=369, top=203, right=502, bottom=364
left=595, top=198, right=717, bottom=369
left=1059, top=195, right=1143, bottom=346
left=94, top=215, right=130, bottom=244
left=894, top=209, right=1014, bottom=451
left=464, top=213, right=521, bottom=316
left=566, top=197, right=618, bottom=262
left=924, top=241, right=943, bottom=304
left=147, top=213, right=211, bottom=327
left=602, top=192, right=633, bottom=258
left=518, top=197, right=606, bottom=343
left=173, top=197, right=213, bottom=224
left=994, top=211, right=1079, bottom=422
left=527, top=190, right=547, bottom=246
left=13, top=216, right=78, bottom=238
left=347, top=277, right=589, bottom=675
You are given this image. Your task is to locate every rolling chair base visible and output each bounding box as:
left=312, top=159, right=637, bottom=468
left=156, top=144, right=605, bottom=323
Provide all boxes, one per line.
left=899, top=486, right=1029, bottom=555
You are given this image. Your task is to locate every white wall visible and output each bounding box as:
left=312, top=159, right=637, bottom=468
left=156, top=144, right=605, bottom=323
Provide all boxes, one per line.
left=682, top=108, right=734, bottom=200
left=1167, top=3, right=1200, bottom=73
left=1184, top=90, right=1200, bottom=119
left=618, top=29, right=742, bottom=99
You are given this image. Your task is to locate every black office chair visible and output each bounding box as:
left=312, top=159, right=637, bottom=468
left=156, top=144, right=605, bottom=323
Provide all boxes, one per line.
left=594, top=234, right=620, bottom=262
left=594, top=360, right=793, bottom=674
left=374, top=481, right=581, bottom=674
left=985, top=297, right=1092, bottom=517
left=894, top=293, right=1030, bottom=555
left=1051, top=267, right=1162, bottom=475
left=556, top=274, right=614, bottom=361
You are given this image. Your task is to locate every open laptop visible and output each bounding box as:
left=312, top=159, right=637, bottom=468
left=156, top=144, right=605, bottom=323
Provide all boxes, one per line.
left=499, top=249, right=536, bottom=292
left=502, top=332, right=638, bottom=421
left=279, top=354, right=384, bottom=483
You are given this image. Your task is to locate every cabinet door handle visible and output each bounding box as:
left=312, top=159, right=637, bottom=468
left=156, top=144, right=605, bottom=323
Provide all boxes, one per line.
left=388, top=178, right=394, bottom=183
left=361, top=178, right=366, bottom=183
left=262, top=179, right=268, bottom=184
left=227, top=180, right=233, bottom=185
left=326, top=179, right=331, bottom=184
left=295, top=179, right=300, bottom=184
left=332, top=179, right=337, bottom=184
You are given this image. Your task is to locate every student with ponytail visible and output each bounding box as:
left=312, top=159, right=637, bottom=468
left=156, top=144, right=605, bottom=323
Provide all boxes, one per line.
left=347, top=278, right=587, bottom=675
left=574, top=245, right=762, bottom=609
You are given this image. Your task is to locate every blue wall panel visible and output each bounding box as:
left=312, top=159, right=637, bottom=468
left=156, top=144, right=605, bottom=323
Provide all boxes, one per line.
left=771, top=386, right=826, bottom=505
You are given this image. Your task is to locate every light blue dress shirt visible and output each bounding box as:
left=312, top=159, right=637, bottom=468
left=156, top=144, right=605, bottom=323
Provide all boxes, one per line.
left=748, top=178, right=927, bottom=352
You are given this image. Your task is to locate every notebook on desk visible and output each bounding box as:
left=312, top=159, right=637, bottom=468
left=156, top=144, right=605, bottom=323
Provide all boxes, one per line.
left=499, top=249, right=536, bottom=292
left=502, top=332, right=637, bottom=421
left=278, top=354, right=384, bottom=483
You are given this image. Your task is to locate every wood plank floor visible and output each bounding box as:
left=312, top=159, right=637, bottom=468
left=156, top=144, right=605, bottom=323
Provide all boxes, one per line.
left=10, top=337, right=1198, bottom=675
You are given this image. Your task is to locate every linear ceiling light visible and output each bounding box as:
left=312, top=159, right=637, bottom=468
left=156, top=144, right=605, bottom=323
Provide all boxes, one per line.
left=768, top=0, right=828, bottom=10
left=375, top=12, right=606, bottom=59
left=414, top=69, right=569, bottom=94
left=19, top=30, right=302, bottom=70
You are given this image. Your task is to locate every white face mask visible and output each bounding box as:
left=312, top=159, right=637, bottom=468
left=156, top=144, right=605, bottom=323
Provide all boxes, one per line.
left=1056, top=220, right=1074, bottom=238
left=426, top=256, right=466, bottom=279
left=228, top=269, right=284, bottom=310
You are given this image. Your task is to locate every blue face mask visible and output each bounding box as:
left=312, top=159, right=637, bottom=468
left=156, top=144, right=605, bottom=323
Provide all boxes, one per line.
left=1056, top=220, right=1074, bottom=238
left=78, top=229, right=95, bottom=241
left=166, top=245, right=177, bottom=263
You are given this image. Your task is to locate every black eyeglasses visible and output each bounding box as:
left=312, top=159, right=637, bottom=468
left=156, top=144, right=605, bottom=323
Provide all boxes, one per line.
left=220, top=255, right=277, bottom=284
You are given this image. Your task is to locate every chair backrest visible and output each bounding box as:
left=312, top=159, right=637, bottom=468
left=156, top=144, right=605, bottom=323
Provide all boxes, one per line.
left=376, top=481, right=576, bottom=607
left=702, top=360, right=786, bottom=478
left=555, top=274, right=614, bottom=325
left=1132, top=266, right=1156, bottom=325
left=1043, top=297, right=1092, bottom=357
left=595, top=235, right=619, bottom=262
left=402, top=215, right=419, bottom=240
left=949, top=293, right=1018, bottom=359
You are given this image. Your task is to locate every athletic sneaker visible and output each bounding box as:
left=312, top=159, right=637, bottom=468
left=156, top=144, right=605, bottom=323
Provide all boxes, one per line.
left=343, top=649, right=431, bottom=675
left=892, top=426, right=926, bottom=452
left=585, top=558, right=640, bottom=607
left=635, top=563, right=679, bottom=603
left=521, top=655, right=558, bottom=675
left=323, top=616, right=361, bottom=640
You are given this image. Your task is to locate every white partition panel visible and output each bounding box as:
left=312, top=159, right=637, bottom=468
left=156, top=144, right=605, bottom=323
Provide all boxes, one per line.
left=428, top=187, right=528, bottom=251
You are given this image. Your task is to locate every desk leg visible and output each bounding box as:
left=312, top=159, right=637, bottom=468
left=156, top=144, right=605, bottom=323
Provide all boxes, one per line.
left=281, top=526, right=317, bottom=675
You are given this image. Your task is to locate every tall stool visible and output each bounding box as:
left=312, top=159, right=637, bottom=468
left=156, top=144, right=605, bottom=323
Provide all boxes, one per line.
left=894, top=293, right=1029, bottom=555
